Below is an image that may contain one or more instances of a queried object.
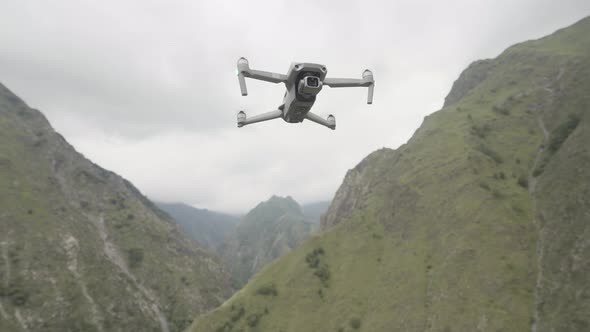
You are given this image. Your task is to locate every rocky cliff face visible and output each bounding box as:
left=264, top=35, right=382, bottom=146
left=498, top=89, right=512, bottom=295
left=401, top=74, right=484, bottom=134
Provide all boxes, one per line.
left=0, top=83, right=233, bottom=332
left=190, top=16, right=590, bottom=332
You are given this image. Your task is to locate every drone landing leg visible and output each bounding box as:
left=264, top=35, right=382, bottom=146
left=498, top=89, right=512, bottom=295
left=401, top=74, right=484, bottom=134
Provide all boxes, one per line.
left=237, top=109, right=283, bottom=128
left=305, top=112, right=336, bottom=130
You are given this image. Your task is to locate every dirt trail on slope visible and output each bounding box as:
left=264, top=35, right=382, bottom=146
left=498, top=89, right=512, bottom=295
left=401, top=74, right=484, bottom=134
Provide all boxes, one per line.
left=63, top=234, right=104, bottom=332
left=1, top=241, right=10, bottom=288
left=0, top=241, right=11, bottom=322
left=530, top=67, right=561, bottom=332
left=14, top=309, right=28, bottom=331
left=92, top=214, right=170, bottom=332
left=529, top=117, right=548, bottom=332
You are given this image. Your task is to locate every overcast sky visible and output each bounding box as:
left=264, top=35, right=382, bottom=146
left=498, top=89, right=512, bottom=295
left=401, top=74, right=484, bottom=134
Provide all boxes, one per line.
left=1, top=1, right=589, bottom=213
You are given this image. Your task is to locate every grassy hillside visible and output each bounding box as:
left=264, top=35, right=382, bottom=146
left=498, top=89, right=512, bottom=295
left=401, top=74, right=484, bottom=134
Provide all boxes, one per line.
left=156, top=202, right=239, bottom=254
left=0, top=83, right=233, bottom=332
left=189, top=16, right=590, bottom=332
left=221, top=196, right=315, bottom=286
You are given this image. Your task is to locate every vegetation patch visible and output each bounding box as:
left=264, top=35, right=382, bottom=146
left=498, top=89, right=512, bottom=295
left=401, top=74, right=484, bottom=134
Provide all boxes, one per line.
left=230, top=304, right=245, bottom=322
left=305, top=247, right=330, bottom=286
left=548, top=114, right=580, bottom=153
left=492, top=103, right=510, bottom=115
left=256, top=283, right=278, bottom=296
left=470, top=123, right=491, bottom=139
left=517, top=175, right=528, bottom=189
left=305, top=247, right=324, bottom=268
left=349, top=317, right=362, bottom=329
left=476, top=144, right=503, bottom=164
left=127, top=248, right=144, bottom=269
left=247, top=313, right=260, bottom=327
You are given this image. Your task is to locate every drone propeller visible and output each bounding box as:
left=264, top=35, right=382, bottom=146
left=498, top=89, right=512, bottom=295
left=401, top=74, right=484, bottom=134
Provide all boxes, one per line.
left=237, top=57, right=249, bottom=96
left=363, top=69, right=375, bottom=104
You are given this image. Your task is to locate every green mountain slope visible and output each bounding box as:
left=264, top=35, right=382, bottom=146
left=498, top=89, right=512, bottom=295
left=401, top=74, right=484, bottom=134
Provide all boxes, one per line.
left=189, top=17, right=590, bottom=332
left=221, top=196, right=314, bottom=286
left=156, top=202, right=238, bottom=254
left=0, top=83, right=233, bottom=332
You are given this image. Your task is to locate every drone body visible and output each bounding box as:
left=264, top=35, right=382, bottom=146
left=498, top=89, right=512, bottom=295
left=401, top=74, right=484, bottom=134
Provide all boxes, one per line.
left=236, top=58, right=374, bottom=130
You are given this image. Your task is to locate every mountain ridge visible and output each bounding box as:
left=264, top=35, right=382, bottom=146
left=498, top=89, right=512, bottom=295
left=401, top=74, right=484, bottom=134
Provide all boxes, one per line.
left=0, top=82, right=233, bottom=332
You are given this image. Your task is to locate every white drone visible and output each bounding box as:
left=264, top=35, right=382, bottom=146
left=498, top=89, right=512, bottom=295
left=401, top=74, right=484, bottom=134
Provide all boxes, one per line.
left=236, top=58, right=374, bottom=130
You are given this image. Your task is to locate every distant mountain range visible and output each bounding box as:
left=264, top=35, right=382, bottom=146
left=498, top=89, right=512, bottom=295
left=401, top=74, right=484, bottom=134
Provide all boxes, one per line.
left=220, top=196, right=317, bottom=286
left=301, top=201, right=331, bottom=223
left=156, top=202, right=239, bottom=254
left=189, top=16, right=590, bottom=332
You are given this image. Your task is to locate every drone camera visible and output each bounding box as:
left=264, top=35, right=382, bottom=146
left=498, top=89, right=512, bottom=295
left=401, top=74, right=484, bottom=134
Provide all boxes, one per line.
left=298, top=76, right=323, bottom=96
left=307, top=76, right=319, bottom=87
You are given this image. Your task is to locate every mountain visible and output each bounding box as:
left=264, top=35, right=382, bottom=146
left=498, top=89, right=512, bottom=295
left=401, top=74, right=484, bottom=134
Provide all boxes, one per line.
left=301, top=201, right=331, bottom=224
left=220, top=196, right=315, bottom=286
left=0, top=83, right=233, bottom=332
left=189, top=17, right=590, bottom=332
left=156, top=202, right=238, bottom=254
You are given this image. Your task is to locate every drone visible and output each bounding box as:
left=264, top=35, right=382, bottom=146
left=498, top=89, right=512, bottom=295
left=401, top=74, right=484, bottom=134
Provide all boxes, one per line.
left=236, top=57, right=374, bottom=130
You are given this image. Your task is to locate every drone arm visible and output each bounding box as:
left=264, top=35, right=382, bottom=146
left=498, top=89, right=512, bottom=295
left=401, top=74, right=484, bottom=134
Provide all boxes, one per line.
left=305, top=112, right=336, bottom=130
left=244, top=69, right=287, bottom=83
left=237, top=57, right=286, bottom=96
left=323, top=78, right=370, bottom=87
left=323, top=69, right=375, bottom=104
left=237, top=109, right=283, bottom=128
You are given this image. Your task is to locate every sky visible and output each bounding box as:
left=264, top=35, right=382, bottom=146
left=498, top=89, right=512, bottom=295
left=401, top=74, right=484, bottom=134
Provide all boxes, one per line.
left=1, top=0, right=589, bottom=213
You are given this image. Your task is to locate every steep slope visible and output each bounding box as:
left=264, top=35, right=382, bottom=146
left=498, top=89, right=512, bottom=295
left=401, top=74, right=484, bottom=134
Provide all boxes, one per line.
left=156, top=202, right=238, bottom=254
left=0, top=83, right=233, bottom=332
left=221, top=196, right=314, bottom=286
left=189, top=16, right=590, bottom=332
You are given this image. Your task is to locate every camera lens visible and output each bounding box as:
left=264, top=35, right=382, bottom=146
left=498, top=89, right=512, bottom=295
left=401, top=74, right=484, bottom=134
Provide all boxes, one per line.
left=307, top=77, right=319, bottom=87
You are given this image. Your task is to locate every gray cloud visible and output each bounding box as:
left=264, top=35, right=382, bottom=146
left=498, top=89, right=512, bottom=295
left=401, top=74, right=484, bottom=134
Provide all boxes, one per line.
left=1, top=0, right=589, bottom=212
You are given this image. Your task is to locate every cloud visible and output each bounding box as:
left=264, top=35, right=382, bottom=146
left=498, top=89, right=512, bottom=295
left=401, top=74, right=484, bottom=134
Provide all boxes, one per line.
left=1, top=0, right=589, bottom=212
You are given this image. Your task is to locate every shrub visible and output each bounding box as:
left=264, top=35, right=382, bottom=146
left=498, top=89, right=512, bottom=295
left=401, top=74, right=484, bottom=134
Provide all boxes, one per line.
left=479, top=182, right=490, bottom=191
left=230, top=306, right=245, bottom=322
left=216, top=322, right=232, bottom=332
left=317, top=288, right=324, bottom=299
left=256, top=284, right=278, bottom=296
left=512, top=204, right=525, bottom=215
left=492, top=103, right=510, bottom=115
left=127, top=248, right=144, bottom=269
left=477, top=144, right=503, bottom=164
left=548, top=114, right=580, bottom=153
left=314, top=265, right=330, bottom=284
left=493, top=172, right=506, bottom=180
left=350, top=318, right=361, bottom=329
left=517, top=176, right=528, bottom=189
left=470, top=124, right=491, bottom=139
left=492, top=189, right=504, bottom=199
left=533, top=165, right=544, bottom=177
left=247, top=314, right=259, bottom=327
left=305, top=247, right=325, bottom=268
left=10, top=288, right=29, bottom=306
